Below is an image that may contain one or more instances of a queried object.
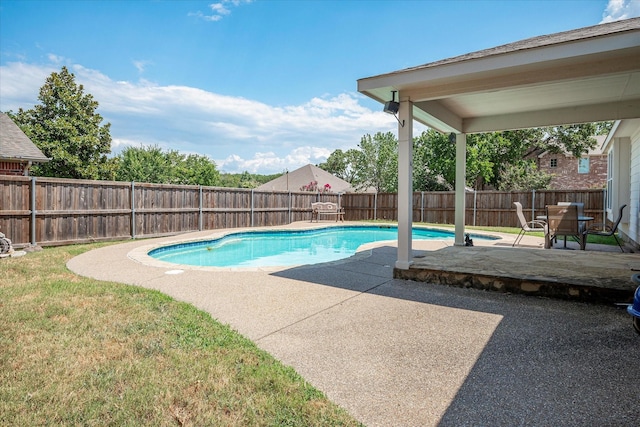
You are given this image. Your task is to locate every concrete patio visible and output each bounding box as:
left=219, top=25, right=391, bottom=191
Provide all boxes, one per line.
left=67, top=222, right=640, bottom=426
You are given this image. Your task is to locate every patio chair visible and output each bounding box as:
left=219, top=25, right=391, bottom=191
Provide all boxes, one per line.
left=512, top=202, right=546, bottom=247
left=557, top=202, right=585, bottom=245
left=545, top=204, right=584, bottom=250
left=583, top=204, right=627, bottom=252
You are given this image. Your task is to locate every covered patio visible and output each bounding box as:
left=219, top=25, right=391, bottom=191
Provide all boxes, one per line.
left=358, top=18, right=640, bottom=276
left=399, top=238, right=639, bottom=304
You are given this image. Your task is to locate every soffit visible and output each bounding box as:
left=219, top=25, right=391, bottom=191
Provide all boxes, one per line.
left=358, top=18, right=640, bottom=134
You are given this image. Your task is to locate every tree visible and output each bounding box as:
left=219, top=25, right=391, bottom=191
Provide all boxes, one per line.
left=317, top=148, right=360, bottom=184
left=115, top=145, right=219, bottom=186
left=352, top=132, right=398, bottom=192
left=412, top=130, right=455, bottom=191
left=321, top=122, right=609, bottom=194
left=413, top=123, right=609, bottom=190
left=180, top=153, right=220, bottom=186
left=238, top=171, right=259, bottom=188
left=115, top=145, right=169, bottom=184
left=218, top=171, right=281, bottom=188
left=8, top=67, right=115, bottom=180
left=497, top=160, right=553, bottom=191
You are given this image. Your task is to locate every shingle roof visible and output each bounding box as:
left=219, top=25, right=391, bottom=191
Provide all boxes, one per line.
left=256, top=164, right=364, bottom=193
left=392, top=17, right=640, bottom=75
left=0, top=112, right=49, bottom=162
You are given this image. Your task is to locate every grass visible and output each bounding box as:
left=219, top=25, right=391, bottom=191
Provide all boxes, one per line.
left=0, top=243, right=362, bottom=426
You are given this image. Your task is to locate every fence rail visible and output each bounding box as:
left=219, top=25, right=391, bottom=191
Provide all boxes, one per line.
left=0, top=176, right=606, bottom=247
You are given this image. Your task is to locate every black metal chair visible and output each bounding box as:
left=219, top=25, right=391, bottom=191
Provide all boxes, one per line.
left=583, top=204, right=627, bottom=252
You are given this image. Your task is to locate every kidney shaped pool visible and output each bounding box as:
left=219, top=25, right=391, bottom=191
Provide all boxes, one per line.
left=148, top=225, right=494, bottom=268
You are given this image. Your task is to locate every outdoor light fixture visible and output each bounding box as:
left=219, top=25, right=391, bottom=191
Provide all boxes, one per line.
left=383, top=90, right=404, bottom=127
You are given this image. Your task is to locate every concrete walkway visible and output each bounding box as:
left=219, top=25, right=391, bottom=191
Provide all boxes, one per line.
left=67, top=223, right=640, bottom=426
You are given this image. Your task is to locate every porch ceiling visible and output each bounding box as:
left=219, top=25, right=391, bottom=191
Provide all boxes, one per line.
left=358, top=18, right=640, bottom=134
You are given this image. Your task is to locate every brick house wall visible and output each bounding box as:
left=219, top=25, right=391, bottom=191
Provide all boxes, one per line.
left=537, top=152, right=608, bottom=190
left=0, top=161, right=27, bottom=176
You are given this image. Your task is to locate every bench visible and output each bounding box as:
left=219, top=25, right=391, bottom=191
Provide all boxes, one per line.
left=310, top=202, right=344, bottom=222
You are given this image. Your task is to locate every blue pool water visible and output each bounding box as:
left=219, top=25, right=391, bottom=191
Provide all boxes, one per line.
left=149, top=226, right=466, bottom=268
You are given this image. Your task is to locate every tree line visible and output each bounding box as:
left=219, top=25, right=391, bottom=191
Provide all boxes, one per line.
left=6, top=67, right=610, bottom=191
left=318, top=122, right=611, bottom=193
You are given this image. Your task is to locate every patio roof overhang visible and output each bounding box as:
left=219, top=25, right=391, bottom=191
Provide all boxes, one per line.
left=356, top=18, right=640, bottom=270
left=358, top=18, right=640, bottom=134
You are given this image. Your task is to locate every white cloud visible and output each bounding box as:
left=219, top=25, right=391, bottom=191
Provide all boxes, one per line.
left=111, top=137, right=145, bottom=150
left=217, top=146, right=333, bottom=174
left=601, top=0, right=640, bottom=23
left=132, top=60, right=152, bottom=73
left=47, top=54, right=65, bottom=64
left=187, top=10, right=222, bottom=22
left=210, top=3, right=231, bottom=16
left=0, top=62, right=54, bottom=109
left=189, top=0, right=253, bottom=22
left=0, top=60, right=397, bottom=174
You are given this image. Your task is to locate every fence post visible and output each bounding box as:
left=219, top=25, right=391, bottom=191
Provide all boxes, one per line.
left=30, top=177, right=37, bottom=246
left=198, top=185, right=203, bottom=231
left=288, top=191, right=292, bottom=224
left=374, top=192, right=378, bottom=221
left=131, top=181, right=136, bottom=239
left=250, top=189, right=254, bottom=227
left=473, top=190, right=477, bottom=226
left=421, top=192, right=425, bottom=223
left=532, top=189, right=536, bottom=220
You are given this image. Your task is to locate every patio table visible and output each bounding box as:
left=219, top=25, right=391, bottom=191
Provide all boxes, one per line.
left=536, top=215, right=594, bottom=222
left=537, top=214, right=594, bottom=249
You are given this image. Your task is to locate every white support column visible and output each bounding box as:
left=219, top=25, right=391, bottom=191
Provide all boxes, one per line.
left=396, top=97, right=414, bottom=269
left=454, top=133, right=467, bottom=246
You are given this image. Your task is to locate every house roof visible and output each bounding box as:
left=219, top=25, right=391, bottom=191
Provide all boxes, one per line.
left=536, top=135, right=607, bottom=158
left=0, top=112, right=49, bottom=162
left=256, top=164, right=363, bottom=193
left=601, top=117, right=640, bottom=152
left=358, top=17, right=640, bottom=134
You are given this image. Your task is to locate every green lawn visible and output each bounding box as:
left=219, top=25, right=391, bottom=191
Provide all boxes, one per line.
left=0, top=243, right=362, bottom=426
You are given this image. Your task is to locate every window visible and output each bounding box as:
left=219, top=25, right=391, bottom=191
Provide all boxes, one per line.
left=550, top=158, right=558, bottom=168
left=578, top=157, right=590, bottom=174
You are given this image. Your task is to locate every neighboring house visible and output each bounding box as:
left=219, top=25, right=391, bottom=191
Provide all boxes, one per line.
left=0, top=112, right=48, bottom=176
left=256, top=164, right=364, bottom=193
left=601, top=119, right=640, bottom=250
left=533, top=135, right=608, bottom=190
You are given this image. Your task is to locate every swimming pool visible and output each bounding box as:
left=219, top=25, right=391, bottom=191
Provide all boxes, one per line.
left=148, top=225, right=478, bottom=268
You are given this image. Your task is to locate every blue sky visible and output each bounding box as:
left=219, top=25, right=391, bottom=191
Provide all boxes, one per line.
left=1, top=0, right=639, bottom=174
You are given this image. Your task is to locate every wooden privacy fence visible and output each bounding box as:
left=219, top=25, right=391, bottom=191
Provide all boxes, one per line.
left=0, top=176, right=341, bottom=247
left=1, top=175, right=606, bottom=247
left=344, top=189, right=606, bottom=227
